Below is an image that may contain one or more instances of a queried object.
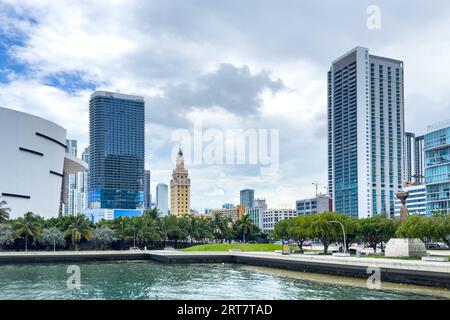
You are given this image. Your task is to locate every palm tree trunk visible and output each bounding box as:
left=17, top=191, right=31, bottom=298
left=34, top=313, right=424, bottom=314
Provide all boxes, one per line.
left=25, top=235, right=28, bottom=252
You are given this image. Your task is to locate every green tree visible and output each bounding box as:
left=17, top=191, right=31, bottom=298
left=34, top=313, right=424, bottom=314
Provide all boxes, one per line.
left=273, top=219, right=290, bottom=242
left=14, top=212, right=42, bottom=252
left=0, top=223, right=15, bottom=250
left=290, top=215, right=313, bottom=253
left=189, top=217, right=212, bottom=243
left=44, top=215, right=82, bottom=232
left=331, top=213, right=361, bottom=251
left=39, top=227, right=66, bottom=252
left=359, top=214, right=397, bottom=252
left=93, top=226, right=117, bottom=250
left=112, top=217, right=129, bottom=249
left=0, top=200, right=11, bottom=222
left=308, top=212, right=338, bottom=254
left=430, top=213, right=450, bottom=247
left=235, top=214, right=255, bottom=243
left=64, top=215, right=93, bottom=251
left=136, top=216, right=161, bottom=246
left=142, top=206, right=160, bottom=220
left=211, top=213, right=230, bottom=243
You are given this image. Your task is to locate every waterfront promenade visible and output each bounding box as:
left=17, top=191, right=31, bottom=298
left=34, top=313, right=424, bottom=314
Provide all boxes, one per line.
left=0, top=250, right=449, bottom=289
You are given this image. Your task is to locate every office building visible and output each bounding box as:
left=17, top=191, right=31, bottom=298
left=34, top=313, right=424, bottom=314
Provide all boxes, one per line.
left=75, top=146, right=90, bottom=215
left=296, top=195, right=330, bottom=215
left=262, top=209, right=298, bottom=233
left=247, top=198, right=267, bottom=229
left=403, top=132, right=425, bottom=185
left=156, top=183, right=169, bottom=216
left=88, top=91, right=145, bottom=210
left=414, top=135, right=425, bottom=184
left=222, top=203, right=235, bottom=209
left=170, top=148, right=191, bottom=216
left=64, top=139, right=79, bottom=215
left=0, top=107, right=87, bottom=218
left=394, top=184, right=427, bottom=217
left=211, top=205, right=246, bottom=222
left=328, top=47, right=404, bottom=218
left=240, top=189, right=255, bottom=209
left=404, top=132, right=415, bottom=184
left=144, top=170, right=151, bottom=209
left=425, top=122, right=450, bottom=214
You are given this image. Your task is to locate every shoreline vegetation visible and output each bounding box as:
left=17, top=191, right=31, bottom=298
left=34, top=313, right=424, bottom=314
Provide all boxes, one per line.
left=0, top=200, right=449, bottom=257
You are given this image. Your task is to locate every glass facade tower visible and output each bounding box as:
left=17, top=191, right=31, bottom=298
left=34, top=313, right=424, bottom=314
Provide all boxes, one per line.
left=88, top=91, right=145, bottom=210
left=240, top=189, right=255, bottom=209
left=328, top=47, right=404, bottom=218
left=425, top=124, right=450, bottom=214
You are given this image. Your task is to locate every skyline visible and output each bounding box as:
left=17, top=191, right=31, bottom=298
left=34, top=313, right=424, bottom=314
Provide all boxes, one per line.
left=1, top=1, right=450, bottom=212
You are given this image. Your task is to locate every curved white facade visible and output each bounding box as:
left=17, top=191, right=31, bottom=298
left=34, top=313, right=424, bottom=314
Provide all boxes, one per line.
left=0, top=107, right=68, bottom=218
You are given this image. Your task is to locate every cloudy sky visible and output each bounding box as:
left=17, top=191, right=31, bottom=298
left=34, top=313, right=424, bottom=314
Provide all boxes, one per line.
left=1, top=0, right=449, bottom=212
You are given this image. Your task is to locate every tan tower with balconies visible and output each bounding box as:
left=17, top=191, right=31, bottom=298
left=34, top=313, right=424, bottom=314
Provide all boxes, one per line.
left=170, top=148, right=191, bottom=216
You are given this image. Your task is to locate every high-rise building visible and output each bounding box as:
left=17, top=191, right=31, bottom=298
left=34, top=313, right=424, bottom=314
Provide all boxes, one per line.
left=75, top=146, right=90, bottom=215
left=156, top=183, right=169, bottom=216
left=403, top=132, right=415, bottom=184
left=425, top=122, right=450, bottom=214
left=144, top=170, right=151, bottom=209
left=328, top=47, right=404, bottom=218
left=88, top=91, right=145, bottom=210
left=65, top=139, right=78, bottom=215
left=240, top=189, right=255, bottom=209
left=403, top=132, right=425, bottom=185
left=248, top=198, right=267, bottom=229
left=414, top=135, right=425, bottom=184
left=170, top=148, right=190, bottom=216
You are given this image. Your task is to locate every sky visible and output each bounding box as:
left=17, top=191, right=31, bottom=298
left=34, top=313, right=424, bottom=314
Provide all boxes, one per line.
left=1, top=0, right=450, bottom=212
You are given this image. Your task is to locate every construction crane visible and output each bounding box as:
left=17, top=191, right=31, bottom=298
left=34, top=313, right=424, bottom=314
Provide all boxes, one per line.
left=312, top=182, right=327, bottom=197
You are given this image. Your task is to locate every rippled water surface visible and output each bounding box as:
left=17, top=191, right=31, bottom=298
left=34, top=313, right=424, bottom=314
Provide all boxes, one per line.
left=0, top=261, right=443, bottom=300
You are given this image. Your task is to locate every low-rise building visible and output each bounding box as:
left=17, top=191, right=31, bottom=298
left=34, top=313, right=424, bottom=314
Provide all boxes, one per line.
left=86, top=208, right=143, bottom=224
left=394, top=185, right=427, bottom=217
left=262, top=209, right=298, bottom=233
left=211, top=205, right=246, bottom=222
left=296, top=195, right=330, bottom=215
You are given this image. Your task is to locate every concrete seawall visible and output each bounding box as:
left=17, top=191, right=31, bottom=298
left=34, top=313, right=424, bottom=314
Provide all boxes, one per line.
left=1, top=251, right=449, bottom=289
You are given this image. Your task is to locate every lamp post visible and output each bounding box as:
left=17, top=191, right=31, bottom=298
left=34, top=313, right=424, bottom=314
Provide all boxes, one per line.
left=330, top=220, right=346, bottom=253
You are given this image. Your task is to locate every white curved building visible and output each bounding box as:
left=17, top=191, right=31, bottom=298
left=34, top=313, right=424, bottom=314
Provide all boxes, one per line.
left=0, top=107, right=87, bottom=219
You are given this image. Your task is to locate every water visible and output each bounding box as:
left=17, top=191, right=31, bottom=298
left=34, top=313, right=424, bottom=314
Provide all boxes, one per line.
left=0, top=261, right=444, bottom=300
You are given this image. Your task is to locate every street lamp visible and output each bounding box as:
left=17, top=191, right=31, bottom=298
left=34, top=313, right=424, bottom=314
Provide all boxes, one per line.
left=330, top=220, right=346, bottom=254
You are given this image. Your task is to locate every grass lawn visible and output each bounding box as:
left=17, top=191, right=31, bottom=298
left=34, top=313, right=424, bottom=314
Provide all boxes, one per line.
left=181, top=243, right=297, bottom=252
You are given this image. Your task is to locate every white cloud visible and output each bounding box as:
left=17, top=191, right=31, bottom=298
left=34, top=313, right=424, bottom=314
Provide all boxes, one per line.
left=1, top=0, right=449, bottom=211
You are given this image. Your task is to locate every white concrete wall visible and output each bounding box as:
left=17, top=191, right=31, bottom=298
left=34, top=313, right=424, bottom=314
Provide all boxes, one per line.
left=0, top=107, right=67, bottom=218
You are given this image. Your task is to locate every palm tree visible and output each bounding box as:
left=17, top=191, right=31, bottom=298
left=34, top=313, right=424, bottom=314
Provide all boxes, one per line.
left=142, top=206, right=160, bottom=220
left=14, top=212, right=42, bottom=252
left=0, top=200, right=11, bottom=222
left=64, top=216, right=93, bottom=251
left=236, top=214, right=254, bottom=243
left=137, top=217, right=161, bottom=247
left=211, top=213, right=230, bottom=243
